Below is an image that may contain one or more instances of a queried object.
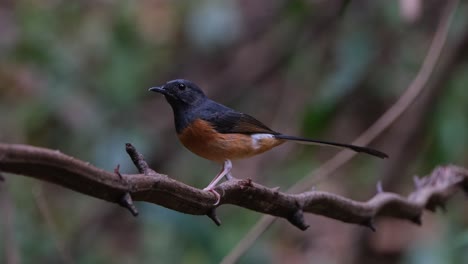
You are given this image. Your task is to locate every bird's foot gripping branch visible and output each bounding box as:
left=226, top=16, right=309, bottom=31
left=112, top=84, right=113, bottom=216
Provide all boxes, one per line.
left=0, top=142, right=467, bottom=230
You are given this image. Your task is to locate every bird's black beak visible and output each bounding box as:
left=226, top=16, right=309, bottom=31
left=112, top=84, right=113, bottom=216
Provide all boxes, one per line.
left=148, top=86, right=167, bottom=95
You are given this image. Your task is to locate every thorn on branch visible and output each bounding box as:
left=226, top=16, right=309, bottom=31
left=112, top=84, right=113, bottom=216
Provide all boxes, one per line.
left=207, top=208, right=221, bottom=226
left=411, top=215, right=422, bottom=226
left=114, top=164, right=130, bottom=190
left=413, top=175, right=422, bottom=189
left=125, top=143, right=157, bottom=176
left=361, top=218, right=376, bottom=232
left=461, top=181, right=468, bottom=197
left=119, top=192, right=139, bottom=217
left=271, top=186, right=280, bottom=192
left=376, top=181, right=384, bottom=193
left=287, top=209, right=309, bottom=231
left=114, top=164, right=124, bottom=180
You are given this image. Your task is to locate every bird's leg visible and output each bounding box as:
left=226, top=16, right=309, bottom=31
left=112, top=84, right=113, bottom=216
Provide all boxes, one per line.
left=203, top=160, right=232, bottom=205
left=204, top=160, right=232, bottom=189
left=225, top=163, right=233, bottom=180
left=225, top=172, right=233, bottom=180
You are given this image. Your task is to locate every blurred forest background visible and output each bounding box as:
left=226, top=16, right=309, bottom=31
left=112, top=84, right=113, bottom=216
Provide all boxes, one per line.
left=1, top=0, right=468, bottom=263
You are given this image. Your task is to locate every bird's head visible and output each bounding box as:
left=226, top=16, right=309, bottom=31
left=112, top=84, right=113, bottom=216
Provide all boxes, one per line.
left=149, top=79, right=206, bottom=109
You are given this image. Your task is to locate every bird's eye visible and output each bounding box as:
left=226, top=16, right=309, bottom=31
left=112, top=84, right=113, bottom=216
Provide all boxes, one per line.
left=178, top=83, right=186, bottom=90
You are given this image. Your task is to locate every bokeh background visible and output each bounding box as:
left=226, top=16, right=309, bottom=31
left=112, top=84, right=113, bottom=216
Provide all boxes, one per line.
left=1, top=0, right=468, bottom=263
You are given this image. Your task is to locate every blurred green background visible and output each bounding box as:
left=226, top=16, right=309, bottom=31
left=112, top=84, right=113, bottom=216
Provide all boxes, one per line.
left=1, top=0, right=468, bottom=263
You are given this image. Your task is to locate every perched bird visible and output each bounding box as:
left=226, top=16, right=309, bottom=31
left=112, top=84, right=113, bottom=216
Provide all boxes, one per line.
left=149, top=79, right=387, bottom=204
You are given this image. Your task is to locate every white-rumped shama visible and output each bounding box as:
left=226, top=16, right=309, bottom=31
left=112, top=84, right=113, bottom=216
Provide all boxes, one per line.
left=149, top=79, right=387, bottom=204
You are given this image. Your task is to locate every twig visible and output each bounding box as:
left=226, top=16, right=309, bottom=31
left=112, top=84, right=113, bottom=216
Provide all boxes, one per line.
left=222, top=0, right=459, bottom=262
left=125, top=143, right=157, bottom=176
left=0, top=143, right=467, bottom=231
left=118, top=192, right=139, bottom=217
left=207, top=208, right=222, bottom=226
left=114, top=164, right=139, bottom=217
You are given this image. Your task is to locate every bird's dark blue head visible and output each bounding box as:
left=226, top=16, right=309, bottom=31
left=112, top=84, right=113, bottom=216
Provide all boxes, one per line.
left=149, top=79, right=209, bottom=133
left=149, top=79, right=206, bottom=110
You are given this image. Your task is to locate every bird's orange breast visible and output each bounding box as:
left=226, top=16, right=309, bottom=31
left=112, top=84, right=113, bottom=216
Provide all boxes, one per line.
left=178, top=119, right=284, bottom=162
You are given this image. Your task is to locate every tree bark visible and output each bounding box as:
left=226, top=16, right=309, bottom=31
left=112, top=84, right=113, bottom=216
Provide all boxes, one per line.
left=0, top=143, right=466, bottom=230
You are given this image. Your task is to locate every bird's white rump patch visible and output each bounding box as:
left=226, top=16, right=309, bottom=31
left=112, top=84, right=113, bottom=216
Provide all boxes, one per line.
left=251, top=133, right=275, bottom=149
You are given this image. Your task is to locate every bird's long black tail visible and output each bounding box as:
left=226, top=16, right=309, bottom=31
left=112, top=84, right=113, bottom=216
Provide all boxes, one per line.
left=274, top=135, right=388, bottom=159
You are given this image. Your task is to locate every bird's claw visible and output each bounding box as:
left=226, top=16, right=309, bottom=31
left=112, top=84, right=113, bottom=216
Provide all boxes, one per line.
left=203, top=188, right=221, bottom=206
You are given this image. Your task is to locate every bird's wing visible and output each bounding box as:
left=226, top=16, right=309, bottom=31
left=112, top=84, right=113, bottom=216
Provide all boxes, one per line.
left=202, top=110, right=279, bottom=135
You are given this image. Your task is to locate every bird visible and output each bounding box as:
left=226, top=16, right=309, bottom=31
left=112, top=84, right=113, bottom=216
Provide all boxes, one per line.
left=149, top=79, right=387, bottom=204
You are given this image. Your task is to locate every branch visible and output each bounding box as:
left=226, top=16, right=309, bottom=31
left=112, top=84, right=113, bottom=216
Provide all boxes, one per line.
left=1, top=143, right=467, bottom=230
